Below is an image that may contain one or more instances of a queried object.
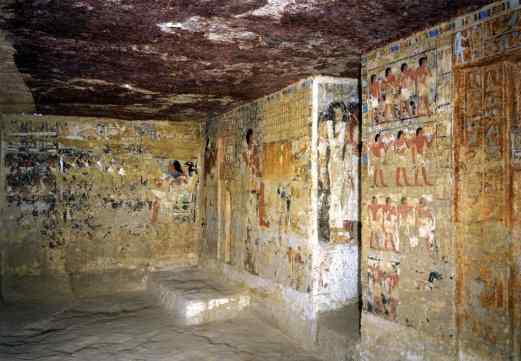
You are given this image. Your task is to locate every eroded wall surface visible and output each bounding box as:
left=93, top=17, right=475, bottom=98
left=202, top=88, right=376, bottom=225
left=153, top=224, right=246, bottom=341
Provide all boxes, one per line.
left=203, top=81, right=315, bottom=345
left=314, top=78, right=361, bottom=311
left=202, top=77, right=360, bottom=346
left=361, top=1, right=521, bottom=360
left=0, top=115, right=201, bottom=303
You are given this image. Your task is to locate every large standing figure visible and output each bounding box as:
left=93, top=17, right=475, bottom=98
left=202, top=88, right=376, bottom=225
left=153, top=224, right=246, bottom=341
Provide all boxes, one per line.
left=318, top=102, right=357, bottom=242
left=242, top=128, right=261, bottom=274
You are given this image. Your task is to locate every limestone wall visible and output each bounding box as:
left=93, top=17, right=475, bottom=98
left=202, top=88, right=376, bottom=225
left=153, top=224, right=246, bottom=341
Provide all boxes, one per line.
left=361, top=1, right=521, bottom=360
left=0, top=115, right=202, bottom=303
left=313, top=78, right=360, bottom=312
left=201, top=76, right=360, bottom=346
left=202, top=79, right=315, bottom=344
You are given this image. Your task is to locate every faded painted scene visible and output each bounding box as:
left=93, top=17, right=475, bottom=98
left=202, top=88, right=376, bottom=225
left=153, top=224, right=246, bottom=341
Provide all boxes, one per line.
left=1, top=116, right=201, bottom=302
left=315, top=78, right=361, bottom=314
left=317, top=81, right=360, bottom=245
left=204, top=79, right=314, bottom=291
left=201, top=79, right=319, bottom=346
left=366, top=255, right=399, bottom=320
left=202, top=77, right=362, bottom=345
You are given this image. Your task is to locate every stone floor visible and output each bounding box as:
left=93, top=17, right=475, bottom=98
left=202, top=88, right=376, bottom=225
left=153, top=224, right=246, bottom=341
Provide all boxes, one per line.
left=0, top=292, right=322, bottom=361
left=317, top=303, right=361, bottom=361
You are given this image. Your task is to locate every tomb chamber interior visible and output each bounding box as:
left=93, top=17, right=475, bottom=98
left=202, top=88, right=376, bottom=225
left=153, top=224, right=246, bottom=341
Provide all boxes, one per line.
left=0, top=1, right=520, bottom=360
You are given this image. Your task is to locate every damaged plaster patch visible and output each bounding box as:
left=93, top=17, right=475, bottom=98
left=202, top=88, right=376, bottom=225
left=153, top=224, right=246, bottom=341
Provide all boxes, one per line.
left=158, top=16, right=259, bottom=43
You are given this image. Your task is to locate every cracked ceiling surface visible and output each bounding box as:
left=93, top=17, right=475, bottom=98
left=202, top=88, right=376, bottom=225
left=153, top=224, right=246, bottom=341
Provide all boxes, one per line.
left=1, top=0, right=493, bottom=121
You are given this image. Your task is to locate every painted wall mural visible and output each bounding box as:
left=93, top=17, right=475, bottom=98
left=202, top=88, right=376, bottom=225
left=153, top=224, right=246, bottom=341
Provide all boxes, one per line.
left=368, top=194, right=436, bottom=255
left=1, top=116, right=201, bottom=293
left=58, top=120, right=200, bottom=227
left=454, top=8, right=521, bottom=66
left=317, top=81, right=360, bottom=245
left=362, top=2, right=454, bottom=356
left=368, top=126, right=436, bottom=189
left=150, top=159, right=198, bottom=224
left=367, top=255, right=399, bottom=321
left=204, top=79, right=314, bottom=293
left=362, top=1, right=521, bottom=360
left=455, top=60, right=516, bottom=360
left=4, top=120, right=58, bottom=220
left=368, top=51, right=437, bottom=124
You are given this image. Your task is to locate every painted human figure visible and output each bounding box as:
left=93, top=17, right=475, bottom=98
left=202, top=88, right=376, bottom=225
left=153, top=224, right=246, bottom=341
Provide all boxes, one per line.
left=345, top=103, right=361, bottom=226
left=368, top=196, right=383, bottom=249
left=382, top=197, right=399, bottom=252
left=167, top=160, right=188, bottom=185
left=498, top=12, right=520, bottom=50
left=150, top=160, right=188, bottom=224
left=415, top=196, right=436, bottom=255
left=399, top=63, right=415, bottom=118
left=328, top=104, right=349, bottom=232
left=397, top=196, right=415, bottom=246
left=383, top=67, right=398, bottom=122
left=243, top=129, right=261, bottom=192
left=410, top=127, right=433, bottom=186
left=370, top=133, right=388, bottom=187
left=242, top=129, right=263, bottom=265
left=454, top=31, right=468, bottom=64
left=369, top=74, right=383, bottom=124
left=204, top=138, right=217, bottom=180
left=485, top=125, right=501, bottom=159
left=382, top=270, right=399, bottom=319
left=394, top=130, right=411, bottom=187
left=367, top=264, right=375, bottom=311
left=415, top=57, right=433, bottom=116
left=509, top=12, right=521, bottom=47
left=464, top=120, right=480, bottom=161
left=318, top=114, right=331, bottom=241
left=347, top=103, right=360, bottom=151
left=368, top=263, right=384, bottom=313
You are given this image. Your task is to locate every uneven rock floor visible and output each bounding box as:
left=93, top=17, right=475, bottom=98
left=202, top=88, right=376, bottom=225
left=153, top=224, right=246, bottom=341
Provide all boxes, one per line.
left=0, top=292, right=322, bottom=361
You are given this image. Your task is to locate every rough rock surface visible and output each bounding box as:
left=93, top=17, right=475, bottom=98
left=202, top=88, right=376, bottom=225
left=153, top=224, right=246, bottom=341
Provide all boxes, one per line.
left=0, top=292, right=322, bottom=361
left=0, top=0, right=492, bottom=120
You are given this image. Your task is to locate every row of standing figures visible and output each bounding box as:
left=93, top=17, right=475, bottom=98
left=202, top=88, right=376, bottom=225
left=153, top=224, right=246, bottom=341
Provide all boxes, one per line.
left=369, top=57, right=434, bottom=123
left=370, top=127, right=434, bottom=188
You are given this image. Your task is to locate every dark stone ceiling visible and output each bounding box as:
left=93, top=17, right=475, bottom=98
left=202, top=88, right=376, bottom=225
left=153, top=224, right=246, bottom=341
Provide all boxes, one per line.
left=1, top=0, right=493, bottom=121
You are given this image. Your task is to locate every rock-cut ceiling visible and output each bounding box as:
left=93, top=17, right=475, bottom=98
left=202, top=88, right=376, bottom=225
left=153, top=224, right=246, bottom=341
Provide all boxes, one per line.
left=1, top=0, right=492, bottom=120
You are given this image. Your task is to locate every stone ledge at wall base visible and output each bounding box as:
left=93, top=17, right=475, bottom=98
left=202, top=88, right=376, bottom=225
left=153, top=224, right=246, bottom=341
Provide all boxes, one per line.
left=145, top=267, right=251, bottom=326
left=201, top=257, right=319, bottom=352
left=360, top=312, right=458, bottom=361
